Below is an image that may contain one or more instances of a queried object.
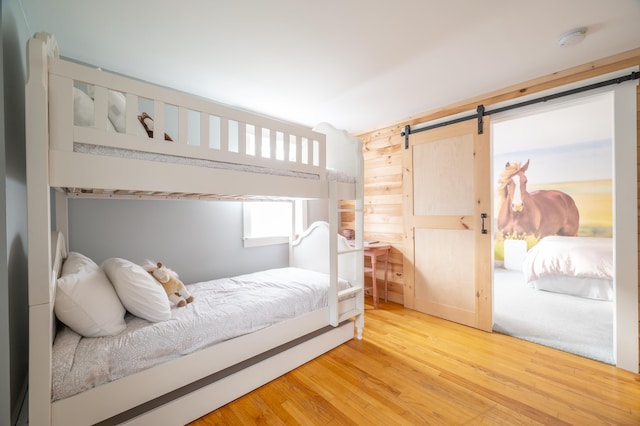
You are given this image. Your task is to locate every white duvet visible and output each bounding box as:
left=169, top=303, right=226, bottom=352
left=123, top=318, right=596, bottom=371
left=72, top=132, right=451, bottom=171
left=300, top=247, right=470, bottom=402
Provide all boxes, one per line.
left=52, top=267, right=350, bottom=402
left=522, top=236, right=613, bottom=300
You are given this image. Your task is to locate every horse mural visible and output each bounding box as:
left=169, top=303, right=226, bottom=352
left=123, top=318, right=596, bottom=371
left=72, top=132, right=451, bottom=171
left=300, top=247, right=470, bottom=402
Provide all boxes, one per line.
left=497, top=160, right=580, bottom=238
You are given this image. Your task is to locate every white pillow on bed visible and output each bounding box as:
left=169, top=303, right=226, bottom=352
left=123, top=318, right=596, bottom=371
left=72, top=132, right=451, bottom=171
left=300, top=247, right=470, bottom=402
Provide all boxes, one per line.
left=73, top=88, right=95, bottom=127
left=73, top=87, right=117, bottom=131
left=87, top=85, right=147, bottom=136
left=105, top=90, right=129, bottom=133
left=102, top=258, right=171, bottom=322
left=61, top=250, right=98, bottom=275
left=55, top=252, right=126, bottom=338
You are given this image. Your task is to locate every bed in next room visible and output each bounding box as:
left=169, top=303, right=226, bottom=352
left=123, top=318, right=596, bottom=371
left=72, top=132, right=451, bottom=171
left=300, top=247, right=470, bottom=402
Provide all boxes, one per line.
left=522, top=235, right=614, bottom=301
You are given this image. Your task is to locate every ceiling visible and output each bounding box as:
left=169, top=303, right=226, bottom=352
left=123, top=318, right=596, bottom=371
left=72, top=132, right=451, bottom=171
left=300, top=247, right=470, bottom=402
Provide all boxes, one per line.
left=18, top=0, right=640, bottom=134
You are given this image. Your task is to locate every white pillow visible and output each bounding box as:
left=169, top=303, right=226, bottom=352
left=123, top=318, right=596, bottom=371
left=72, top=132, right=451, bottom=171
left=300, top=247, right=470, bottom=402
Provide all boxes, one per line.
left=73, top=87, right=95, bottom=127
left=102, top=258, right=171, bottom=322
left=55, top=254, right=126, bottom=337
left=87, top=86, right=147, bottom=136
left=106, top=90, right=128, bottom=133
left=62, top=251, right=98, bottom=276
left=73, top=87, right=116, bottom=131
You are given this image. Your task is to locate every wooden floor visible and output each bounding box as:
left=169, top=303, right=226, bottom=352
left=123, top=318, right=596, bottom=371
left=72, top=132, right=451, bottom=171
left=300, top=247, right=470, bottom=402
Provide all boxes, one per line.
left=189, top=299, right=640, bottom=425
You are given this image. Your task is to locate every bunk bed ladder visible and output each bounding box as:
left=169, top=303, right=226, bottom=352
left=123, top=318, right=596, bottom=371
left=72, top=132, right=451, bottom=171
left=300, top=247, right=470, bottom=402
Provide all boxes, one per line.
left=329, top=180, right=365, bottom=336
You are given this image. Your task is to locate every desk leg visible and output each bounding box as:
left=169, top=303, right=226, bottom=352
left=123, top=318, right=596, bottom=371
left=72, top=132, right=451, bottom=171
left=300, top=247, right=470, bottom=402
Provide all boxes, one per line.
left=383, top=250, right=389, bottom=303
left=371, top=253, right=378, bottom=309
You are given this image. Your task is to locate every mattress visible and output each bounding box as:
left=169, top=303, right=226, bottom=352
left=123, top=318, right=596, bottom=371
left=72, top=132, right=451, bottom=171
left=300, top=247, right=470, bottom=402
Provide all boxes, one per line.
left=51, top=267, right=351, bottom=401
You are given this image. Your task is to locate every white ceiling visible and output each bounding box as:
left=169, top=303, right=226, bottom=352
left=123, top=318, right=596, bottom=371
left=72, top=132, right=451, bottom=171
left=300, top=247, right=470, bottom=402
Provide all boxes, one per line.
left=18, top=0, right=640, bottom=134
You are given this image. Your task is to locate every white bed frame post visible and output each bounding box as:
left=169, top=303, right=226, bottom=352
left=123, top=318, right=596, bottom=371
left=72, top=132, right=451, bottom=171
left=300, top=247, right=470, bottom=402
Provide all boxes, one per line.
left=54, top=190, right=69, bottom=244
left=327, top=137, right=365, bottom=334
left=25, top=32, right=58, bottom=426
left=354, top=141, right=365, bottom=334
left=328, top=181, right=340, bottom=327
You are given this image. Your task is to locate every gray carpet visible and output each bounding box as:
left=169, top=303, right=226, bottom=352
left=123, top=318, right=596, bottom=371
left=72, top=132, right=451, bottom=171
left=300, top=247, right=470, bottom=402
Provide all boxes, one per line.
left=493, top=268, right=614, bottom=364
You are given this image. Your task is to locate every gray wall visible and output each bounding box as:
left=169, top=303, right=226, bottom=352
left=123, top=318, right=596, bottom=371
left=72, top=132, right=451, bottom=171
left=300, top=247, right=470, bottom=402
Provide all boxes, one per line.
left=68, top=199, right=293, bottom=284
left=1, top=1, right=30, bottom=424
left=68, top=197, right=329, bottom=285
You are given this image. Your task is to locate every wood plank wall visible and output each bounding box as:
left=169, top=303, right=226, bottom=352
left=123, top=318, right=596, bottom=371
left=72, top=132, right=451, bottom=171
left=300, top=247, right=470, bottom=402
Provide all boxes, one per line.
left=344, top=47, right=640, bottom=369
left=340, top=132, right=405, bottom=303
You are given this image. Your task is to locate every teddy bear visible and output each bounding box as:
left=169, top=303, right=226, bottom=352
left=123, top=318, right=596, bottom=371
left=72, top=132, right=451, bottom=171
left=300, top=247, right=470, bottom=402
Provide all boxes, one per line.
left=145, top=261, right=194, bottom=307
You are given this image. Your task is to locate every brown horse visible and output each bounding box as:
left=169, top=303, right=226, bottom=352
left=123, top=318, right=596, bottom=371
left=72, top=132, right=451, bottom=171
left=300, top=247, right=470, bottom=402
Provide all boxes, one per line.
left=497, top=160, right=580, bottom=238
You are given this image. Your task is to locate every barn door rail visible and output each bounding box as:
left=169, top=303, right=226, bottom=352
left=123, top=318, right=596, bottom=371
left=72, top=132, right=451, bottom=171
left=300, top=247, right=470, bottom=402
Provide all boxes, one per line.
left=402, top=70, right=639, bottom=148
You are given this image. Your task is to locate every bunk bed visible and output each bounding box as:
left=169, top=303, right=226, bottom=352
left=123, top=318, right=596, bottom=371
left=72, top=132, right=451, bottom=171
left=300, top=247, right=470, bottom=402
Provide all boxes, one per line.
left=26, top=32, right=364, bottom=426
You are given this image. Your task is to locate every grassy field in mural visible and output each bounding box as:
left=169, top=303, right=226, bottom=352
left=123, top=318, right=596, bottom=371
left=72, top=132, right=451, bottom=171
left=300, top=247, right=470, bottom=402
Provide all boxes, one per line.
left=494, top=179, right=612, bottom=260
left=531, top=179, right=612, bottom=237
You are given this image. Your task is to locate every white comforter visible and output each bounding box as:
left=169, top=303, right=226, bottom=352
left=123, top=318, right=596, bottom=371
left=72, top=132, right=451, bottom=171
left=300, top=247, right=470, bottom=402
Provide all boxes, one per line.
left=522, top=236, right=613, bottom=300
left=52, top=267, right=350, bottom=401
left=523, top=236, right=613, bottom=282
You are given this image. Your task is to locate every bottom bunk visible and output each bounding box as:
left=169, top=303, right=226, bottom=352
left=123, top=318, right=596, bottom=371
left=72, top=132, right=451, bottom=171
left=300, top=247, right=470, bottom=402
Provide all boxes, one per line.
left=120, top=320, right=355, bottom=426
left=54, top=314, right=355, bottom=426
left=34, top=222, right=363, bottom=426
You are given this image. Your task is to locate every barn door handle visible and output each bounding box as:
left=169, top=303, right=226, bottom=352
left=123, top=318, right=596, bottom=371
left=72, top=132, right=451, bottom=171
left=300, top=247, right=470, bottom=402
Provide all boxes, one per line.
left=481, top=213, right=488, bottom=234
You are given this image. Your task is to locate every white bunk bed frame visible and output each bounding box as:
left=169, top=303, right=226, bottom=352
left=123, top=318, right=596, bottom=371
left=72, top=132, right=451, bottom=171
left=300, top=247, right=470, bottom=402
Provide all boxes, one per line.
left=26, top=32, right=364, bottom=426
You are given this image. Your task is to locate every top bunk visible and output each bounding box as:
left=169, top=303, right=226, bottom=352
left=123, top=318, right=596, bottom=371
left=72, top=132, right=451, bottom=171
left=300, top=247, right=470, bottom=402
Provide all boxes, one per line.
left=26, top=32, right=363, bottom=201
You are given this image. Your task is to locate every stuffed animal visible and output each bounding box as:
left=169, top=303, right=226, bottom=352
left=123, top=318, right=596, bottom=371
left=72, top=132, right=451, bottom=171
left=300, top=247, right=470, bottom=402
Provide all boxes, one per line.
left=144, top=261, right=194, bottom=307
left=137, top=112, right=174, bottom=141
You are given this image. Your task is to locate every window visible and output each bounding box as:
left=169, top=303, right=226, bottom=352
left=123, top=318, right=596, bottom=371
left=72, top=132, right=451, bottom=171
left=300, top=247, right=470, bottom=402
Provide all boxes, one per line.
left=242, top=200, right=306, bottom=247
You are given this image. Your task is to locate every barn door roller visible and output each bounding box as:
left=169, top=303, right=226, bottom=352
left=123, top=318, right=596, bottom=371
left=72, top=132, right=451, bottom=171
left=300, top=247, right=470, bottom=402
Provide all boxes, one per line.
left=402, top=125, right=411, bottom=149
left=401, top=104, right=487, bottom=149
left=476, top=105, right=485, bottom=134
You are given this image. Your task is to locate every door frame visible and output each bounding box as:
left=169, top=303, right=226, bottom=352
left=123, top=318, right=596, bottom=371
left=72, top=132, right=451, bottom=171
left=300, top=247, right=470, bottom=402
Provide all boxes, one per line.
left=400, top=68, right=638, bottom=372
left=488, top=70, right=638, bottom=372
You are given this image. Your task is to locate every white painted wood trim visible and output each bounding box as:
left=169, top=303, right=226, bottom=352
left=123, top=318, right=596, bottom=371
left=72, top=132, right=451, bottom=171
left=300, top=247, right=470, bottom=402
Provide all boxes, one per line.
left=49, top=151, right=328, bottom=199
left=612, top=75, right=639, bottom=373
left=47, top=56, right=328, bottom=179
left=26, top=33, right=57, bottom=426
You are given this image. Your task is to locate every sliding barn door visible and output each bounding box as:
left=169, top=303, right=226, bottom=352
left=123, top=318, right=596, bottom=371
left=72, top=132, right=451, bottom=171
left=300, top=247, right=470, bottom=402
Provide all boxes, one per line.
left=403, top=119, right=492, bottom=331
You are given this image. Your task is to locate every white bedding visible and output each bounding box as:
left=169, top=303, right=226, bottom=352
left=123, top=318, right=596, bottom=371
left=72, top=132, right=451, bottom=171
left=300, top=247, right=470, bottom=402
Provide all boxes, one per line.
left=52, top=267, right=351, bottom=402
left=523, top=236, right=613, bottom=300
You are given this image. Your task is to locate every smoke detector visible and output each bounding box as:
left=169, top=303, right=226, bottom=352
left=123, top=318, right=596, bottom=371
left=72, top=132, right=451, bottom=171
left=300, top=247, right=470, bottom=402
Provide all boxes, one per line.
left=557, top=27, right=588, bottom=47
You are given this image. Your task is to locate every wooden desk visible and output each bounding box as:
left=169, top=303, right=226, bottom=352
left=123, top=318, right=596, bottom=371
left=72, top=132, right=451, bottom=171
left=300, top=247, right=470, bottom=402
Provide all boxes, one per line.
left=363, top=243, right=391, bottom=308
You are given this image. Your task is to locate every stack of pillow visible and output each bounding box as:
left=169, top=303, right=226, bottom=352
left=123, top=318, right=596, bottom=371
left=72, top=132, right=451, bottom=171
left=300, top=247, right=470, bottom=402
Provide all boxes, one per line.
left=73, top=86, right=149, bottom=137
left=54, top=252, right=173, bottom=338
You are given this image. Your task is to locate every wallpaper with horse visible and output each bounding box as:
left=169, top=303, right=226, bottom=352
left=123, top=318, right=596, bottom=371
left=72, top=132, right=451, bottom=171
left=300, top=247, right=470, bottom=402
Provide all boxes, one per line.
left=492, top=94, right=613, bottom=261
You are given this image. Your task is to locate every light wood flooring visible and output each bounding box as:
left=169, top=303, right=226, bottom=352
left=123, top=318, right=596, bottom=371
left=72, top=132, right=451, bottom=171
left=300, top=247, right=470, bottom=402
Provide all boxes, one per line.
left=189, top=299, right=640, bottom=425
